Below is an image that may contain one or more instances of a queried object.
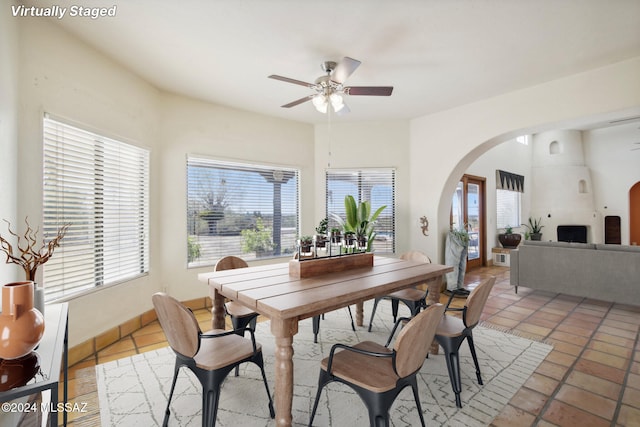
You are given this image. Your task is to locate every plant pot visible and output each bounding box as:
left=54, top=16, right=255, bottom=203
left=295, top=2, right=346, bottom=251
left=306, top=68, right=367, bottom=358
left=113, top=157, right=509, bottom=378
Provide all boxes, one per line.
left=314, top=235, right=327, bottom=249
left=299, top=243, right=313, bottom=255
left=344, top=234, right=356, bottom=247
left=530, top=233, right=543, bottom=241
left=0, top=282, right=45, bottom=360
left=356, top=236, right=367, bottom=251
left=498, top=233, right=522, bottom=249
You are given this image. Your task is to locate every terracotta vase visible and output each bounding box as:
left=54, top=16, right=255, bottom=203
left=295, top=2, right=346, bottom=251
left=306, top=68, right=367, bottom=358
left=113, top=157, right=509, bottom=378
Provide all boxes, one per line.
left=0, top=282, right=45, bottom=360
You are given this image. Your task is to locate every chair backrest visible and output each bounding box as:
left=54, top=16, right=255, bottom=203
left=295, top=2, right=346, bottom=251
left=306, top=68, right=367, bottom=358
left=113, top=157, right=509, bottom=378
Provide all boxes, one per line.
left=399, top=250, right=431, bottom=264
left=152, top=292, right=201, bottom=358
left=392, top=303, right=446, bottom=377
left=214, top=255, right=248, bottom=271
left=463, top=276, right=496, bottom=328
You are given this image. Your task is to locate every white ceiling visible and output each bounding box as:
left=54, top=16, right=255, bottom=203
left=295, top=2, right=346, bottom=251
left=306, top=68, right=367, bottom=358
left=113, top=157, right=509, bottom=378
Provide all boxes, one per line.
left=28, top=0, right=640, bottom=124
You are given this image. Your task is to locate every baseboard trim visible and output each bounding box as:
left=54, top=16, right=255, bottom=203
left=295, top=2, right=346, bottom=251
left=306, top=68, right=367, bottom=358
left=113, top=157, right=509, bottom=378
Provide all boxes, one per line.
left=68, top=297, right=210, bottom=367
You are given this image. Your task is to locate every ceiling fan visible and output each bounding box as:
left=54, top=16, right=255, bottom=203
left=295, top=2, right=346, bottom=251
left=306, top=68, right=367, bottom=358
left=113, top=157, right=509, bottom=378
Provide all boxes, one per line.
left=268, top=57, right=393, bottom=115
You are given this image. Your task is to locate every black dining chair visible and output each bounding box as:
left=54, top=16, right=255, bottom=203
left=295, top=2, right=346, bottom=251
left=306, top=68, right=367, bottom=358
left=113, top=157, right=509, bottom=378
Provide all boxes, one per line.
left=435, top=276, right=496, bottom=408
left=368, top=250, right=432, bottom=332
left=153, top=292, right=274, bottom=426
left=309, top=303, right=446, bottom=427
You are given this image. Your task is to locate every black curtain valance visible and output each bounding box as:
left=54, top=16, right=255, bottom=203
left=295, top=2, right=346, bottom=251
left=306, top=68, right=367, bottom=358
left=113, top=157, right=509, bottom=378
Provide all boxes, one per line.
left=496, top=170, right=524, bottom=192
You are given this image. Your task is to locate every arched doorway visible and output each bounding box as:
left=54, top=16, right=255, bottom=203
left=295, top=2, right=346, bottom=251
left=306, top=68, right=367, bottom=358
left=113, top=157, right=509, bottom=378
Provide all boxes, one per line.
left=631, top=182, right=640, bottom=246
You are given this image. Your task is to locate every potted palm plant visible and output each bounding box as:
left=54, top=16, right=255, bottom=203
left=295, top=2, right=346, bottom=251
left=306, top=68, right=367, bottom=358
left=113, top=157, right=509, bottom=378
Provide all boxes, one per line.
left=523, top=217, right=544, bottom=241
left=341, top=195, right=386, bottom=253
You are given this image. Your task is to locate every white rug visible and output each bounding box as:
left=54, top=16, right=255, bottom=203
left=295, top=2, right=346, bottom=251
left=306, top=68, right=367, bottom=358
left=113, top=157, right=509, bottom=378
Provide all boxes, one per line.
left=96, top=301, right=552, bottom=426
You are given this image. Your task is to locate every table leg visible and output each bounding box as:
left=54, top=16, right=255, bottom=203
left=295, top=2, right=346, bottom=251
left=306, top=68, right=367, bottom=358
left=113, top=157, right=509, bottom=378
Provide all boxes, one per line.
left=271, top=318, right=298, bottom=427
left=426, top=275, right=443, bottom=354
left=210, top=287, right=225, bottom=330
left=355, top=301, right=364, bottom=326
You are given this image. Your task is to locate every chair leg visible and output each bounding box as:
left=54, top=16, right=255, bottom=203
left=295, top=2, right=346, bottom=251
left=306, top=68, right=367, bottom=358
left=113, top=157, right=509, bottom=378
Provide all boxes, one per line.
left=370, top=412, right=390, bottom=427
left=308, top=369, right=331, bottom=427
left=437, top=335, right=465, bottom=408
left=202, top=387, right=221, bottom=427
left=409, top=376, right=426, bottom=427
left=163, top=361, right=181, bottom=427
left=231, top=314, right=259, bottom=376
left=467, top=332, right=483, bottom=385
left=361, top=388, right=393, bottom=427
left=391, top=299, right=400, bottom=322
left=368, top=297, right=382, bottom=332
left=346, top=305, right=356, bottom=331
left=312, top=315, right=321, bottom=343
left=255, top=352, right=275, bottom=418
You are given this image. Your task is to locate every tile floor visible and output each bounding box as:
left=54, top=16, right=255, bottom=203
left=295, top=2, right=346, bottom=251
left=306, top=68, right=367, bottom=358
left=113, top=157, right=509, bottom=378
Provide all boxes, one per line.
left=61, top=265, right=640, bottom=426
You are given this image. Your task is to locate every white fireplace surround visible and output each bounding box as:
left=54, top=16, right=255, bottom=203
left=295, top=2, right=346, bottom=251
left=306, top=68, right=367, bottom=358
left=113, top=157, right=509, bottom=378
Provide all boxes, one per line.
left=531, top=130, right=601, bottom=243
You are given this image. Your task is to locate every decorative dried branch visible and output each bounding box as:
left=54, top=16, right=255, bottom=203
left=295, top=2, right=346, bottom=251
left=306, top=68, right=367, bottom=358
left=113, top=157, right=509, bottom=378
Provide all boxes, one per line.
left=0, top=217, right=70, bottom=282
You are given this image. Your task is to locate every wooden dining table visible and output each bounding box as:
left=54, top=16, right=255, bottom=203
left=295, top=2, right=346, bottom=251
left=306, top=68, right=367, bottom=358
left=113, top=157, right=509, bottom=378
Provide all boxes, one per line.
left=199, top=255, right=453, bottom=427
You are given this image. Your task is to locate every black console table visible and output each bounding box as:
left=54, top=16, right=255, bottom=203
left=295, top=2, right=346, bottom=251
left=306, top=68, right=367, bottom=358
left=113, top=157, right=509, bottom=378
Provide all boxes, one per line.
left=0, top=303, right=69, bottom=427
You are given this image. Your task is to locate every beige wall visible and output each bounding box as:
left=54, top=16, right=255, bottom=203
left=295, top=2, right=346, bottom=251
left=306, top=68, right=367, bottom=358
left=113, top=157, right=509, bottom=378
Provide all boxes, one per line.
left=0, top=4, right=19, bottom=285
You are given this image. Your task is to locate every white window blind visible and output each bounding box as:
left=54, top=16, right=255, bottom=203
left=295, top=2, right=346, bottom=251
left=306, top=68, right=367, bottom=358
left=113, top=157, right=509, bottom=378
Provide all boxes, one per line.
left=325, top=169, right=395, bottom=253
left=187, top=157, right=299, bottom=266
left=496, top=189, right=521, bottom=229
left=43, top=116, right=150, bottom=300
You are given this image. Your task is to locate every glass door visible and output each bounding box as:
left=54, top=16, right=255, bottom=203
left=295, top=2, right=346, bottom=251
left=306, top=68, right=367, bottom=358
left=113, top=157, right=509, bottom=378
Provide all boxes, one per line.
left=451, top=175, right=485, bottom=269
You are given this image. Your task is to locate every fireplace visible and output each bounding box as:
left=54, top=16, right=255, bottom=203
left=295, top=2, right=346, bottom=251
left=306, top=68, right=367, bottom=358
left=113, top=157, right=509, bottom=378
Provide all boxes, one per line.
left=557, top=225, right=588, bottom=243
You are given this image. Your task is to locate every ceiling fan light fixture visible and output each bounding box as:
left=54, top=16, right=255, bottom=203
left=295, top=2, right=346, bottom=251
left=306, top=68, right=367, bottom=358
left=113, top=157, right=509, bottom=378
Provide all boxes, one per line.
left=329, top=93, right=344, bottom=112
left=312, top=94, right=328, bottom=113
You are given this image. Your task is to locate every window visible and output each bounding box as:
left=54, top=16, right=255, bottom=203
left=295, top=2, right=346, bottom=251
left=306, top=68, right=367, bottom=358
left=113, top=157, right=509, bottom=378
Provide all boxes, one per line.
left=496, top=189, right=521, bottom=229
left=187, top=157, right=299, bottom=266
left=325, top=169, right=395, bottom=253
left=495, top=169, right=524, bottom=230
left=43, top=116, right=150, bottom=301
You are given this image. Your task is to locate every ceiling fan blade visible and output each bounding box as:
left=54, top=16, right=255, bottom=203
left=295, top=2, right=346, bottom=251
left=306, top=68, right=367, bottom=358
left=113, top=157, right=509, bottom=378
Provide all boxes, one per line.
left=332, top=57, right=361, bottom=84
left=345, top=86, right=394, bottom=96
left=281, top=95, right=313, bottom=108
left=268, top=75, right=315, bottom=88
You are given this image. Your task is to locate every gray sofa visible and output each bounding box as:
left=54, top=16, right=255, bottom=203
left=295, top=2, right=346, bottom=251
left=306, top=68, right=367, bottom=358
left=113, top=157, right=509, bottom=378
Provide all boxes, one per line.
left=510, top=240, right=640, bottom=306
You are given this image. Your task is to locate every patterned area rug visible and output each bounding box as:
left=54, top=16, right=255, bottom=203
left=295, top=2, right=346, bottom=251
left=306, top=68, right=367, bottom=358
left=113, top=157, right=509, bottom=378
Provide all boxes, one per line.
left=96, top=301, right=552, bottom=426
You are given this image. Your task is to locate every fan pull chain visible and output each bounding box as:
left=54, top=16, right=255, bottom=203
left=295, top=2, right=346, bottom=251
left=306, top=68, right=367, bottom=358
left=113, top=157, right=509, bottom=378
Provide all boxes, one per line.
left=327, top=104, right=333, bottom=168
